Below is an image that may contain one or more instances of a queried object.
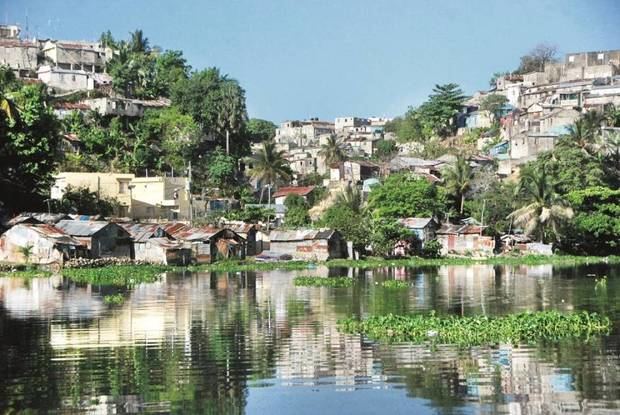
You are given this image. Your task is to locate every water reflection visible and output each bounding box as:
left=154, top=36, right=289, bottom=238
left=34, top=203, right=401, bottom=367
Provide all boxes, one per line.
left=0, top=264, right=618, bottom=414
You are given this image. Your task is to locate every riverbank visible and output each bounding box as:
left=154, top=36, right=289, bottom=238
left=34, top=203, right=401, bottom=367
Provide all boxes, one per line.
left=1, top=255, right=618, bottom=284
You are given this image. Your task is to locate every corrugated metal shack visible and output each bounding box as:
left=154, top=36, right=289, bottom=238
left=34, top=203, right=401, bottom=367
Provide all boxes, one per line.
left=163, top=223, right=246, bottom=264
left=268, top=229, right=348, bottom=261
left=55, top=220, right=132, bottom=259
left=221, top=222, right=259, bottom=255
left=119, top=222, right=191, bottom=265
left=0, top=223, right=85, bottom=267
left=436, top=224, right=496, bottom=256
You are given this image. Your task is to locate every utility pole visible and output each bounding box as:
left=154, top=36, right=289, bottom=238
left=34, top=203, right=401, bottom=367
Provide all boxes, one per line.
left=187, top=161, right=193, bottom=226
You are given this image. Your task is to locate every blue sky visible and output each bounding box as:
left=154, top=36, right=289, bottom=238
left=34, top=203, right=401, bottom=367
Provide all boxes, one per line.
left=3, top=0, right=620, bottom=123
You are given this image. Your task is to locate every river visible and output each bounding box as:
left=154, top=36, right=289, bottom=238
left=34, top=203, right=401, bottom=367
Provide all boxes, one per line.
left=0, top=263, right=618, bottom=414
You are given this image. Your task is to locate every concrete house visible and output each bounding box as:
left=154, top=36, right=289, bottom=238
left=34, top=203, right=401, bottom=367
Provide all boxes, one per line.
left=0, top=224, right=85, bottom=267
left=268, top=229, right=348, bottom=261
left=55, top=220, right=132, bottom=259
left=436, top=224, right=495, bottom=256
left=398, top=218, right=438, bottom=248
left=329, top=160, right=381, bottom=183
left=0, top=38, right=39, bottom=78
left=273, top=186, right=316, bottom=205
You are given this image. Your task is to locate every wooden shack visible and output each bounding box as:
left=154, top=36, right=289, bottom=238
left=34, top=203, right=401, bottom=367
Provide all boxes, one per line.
left=268, top=229, right=348, bottom=261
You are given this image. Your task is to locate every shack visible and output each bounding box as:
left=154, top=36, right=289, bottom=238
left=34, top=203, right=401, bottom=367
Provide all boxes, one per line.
left=221, top=221, right=259, bottom=255
left=55, top=220, right=132, bottom=259
left=436, top=224, right=495, bottom=256
left=268, top=229, right=348, bottom=261
left=119, top=222, right=191, bottom=265
left=163, top=223, right=246, bottom=264
left=398, top=217, right=438, bottom=248
left=0, top=223, right=85, bottom=267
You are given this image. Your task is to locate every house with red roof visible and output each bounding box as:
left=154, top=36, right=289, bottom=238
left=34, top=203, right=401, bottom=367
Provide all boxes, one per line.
left=272, top=186, right=316, bottom=205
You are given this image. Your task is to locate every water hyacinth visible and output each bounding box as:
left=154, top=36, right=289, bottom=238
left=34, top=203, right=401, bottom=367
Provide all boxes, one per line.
left=338, top=311, right=611, bottom=346
left=294, top=276, right=354, bottom=287
left=62, top=265, right=170, bottom=286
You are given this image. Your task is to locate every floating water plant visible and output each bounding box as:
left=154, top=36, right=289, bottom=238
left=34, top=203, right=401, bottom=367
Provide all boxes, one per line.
left=103, top=293, right=125, bottom=305
left=381, top=280, right=409, bottom=289
left=62, top=265, right=170, bottom=286
left=338, top=311, right=611, bottom=346
left=294, top=276, right=354, bottom=287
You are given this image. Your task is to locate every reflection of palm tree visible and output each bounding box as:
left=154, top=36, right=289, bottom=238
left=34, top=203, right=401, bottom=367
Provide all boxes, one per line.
left=508, top=163, right=573, bottom=243
left=249, top=141, right=292, bottom=203
left=442, top=155, right=474, bottom=214
left=319, top=135, right=345, bottom=165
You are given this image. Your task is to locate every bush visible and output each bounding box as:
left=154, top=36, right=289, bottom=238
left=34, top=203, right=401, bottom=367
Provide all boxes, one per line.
left=422, top=239, right=443, bottom=258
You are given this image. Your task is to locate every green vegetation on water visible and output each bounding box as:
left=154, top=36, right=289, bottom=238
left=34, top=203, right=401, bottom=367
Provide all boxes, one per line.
left=294, top=276, right=353, bottom=287
left=338, top=311, right=611, bottom=346
left=103, top=293, right=125, bottom=305
left=381, top=280, right=409, bottom=289
left=62, top=265, right=170, bottom=286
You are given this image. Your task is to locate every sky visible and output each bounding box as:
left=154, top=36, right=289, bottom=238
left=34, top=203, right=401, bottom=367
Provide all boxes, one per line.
left=3, top=0, right=620, bottom=123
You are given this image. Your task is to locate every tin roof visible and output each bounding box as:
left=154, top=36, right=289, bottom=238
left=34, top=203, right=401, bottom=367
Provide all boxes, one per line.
left=272, top=186, right=316, bottom=199
left=7, top=212, right=71, bottom=227
left=398, top=218, right=435, bottom=229
left=14, top=223, right=83, bottom=246
left=269, top=228, right=336, bottom=242
left=119, top=223, right=168, bottom=242
left=436, top=224, right=486, bottom=235
left=146, top=237, right=188, bottom=250
left=162, top=223, right=216, bottom=242
left=55, top=220, right=112, bottom=236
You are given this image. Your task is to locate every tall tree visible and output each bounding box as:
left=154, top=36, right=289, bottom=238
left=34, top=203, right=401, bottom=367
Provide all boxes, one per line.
left=515, top=43, right=559, bottom=73
left=319, top=135, right=346, bottom=165
left=246, top=118, right=277, bottom=142
left=442, top=155, right=475, bottom=214
left=508, top=163, right=573, bottom=243
left=129, top=29, right=150, bottom=53
left=419, top=83, right=466, bottom=138
left=216, top=80, right=248, bottom=154
left=248, top=141, right=292, bottom=203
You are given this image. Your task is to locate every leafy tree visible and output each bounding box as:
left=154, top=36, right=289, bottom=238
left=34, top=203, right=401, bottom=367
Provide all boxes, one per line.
left=154, top=50, right=190, bottom=96
left=248, top=141, right=292, bottom=203
left=0, top=82, right=60, bottom=212
left=515, top=43, right=559, bottom=74
left=320, top=204, right=369, bottom=257
left=247, top=118, right=277, bottom=142
left=374, top=139, right=398, bottom=161
left=464, top=181, right=521, bottom=236
left=206, top=147, right=238, bottom=195
left=369, top=218, right=410, bottom=257
left=129, top=29, right=150, bottom=53
left=442, top=155, right=475, bottom=214
left=227, top=205, right=275, bottom=223
left=51, top=185, right=120, bottom=216
left=319, top=135, right=346, bottom=165
left=479, top=94, right=509, bottom=120
left=284, top=194, right=310, bottom=227
left=418, top=83, right=466, bottom=138
left=367, top=173, right=446, bottom=220
left=530, top=148, right=606, bottom=194
left=216, top=80, right=248, bottom=154
left=564, top=187, right=620, bottom=255
left=508, top=162, right=573, bottom=243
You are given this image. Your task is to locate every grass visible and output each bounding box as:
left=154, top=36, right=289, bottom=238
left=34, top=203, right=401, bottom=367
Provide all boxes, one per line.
left=294, top=276, right=354, bottom=287
left=381, top=280, right=410, bottom=289
left=338, top=311, right=611, bottom=346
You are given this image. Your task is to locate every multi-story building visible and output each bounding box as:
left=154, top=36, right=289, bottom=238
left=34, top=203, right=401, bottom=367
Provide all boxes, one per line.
left=0, top=38, right=39, bottom=78
left=40, top=40, right=111, bottom=73
left=274, top=119, right=335, bottom=147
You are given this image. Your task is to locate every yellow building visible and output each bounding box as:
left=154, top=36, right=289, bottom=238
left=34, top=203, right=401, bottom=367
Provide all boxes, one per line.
left=51, top=173, right=195, bottom=220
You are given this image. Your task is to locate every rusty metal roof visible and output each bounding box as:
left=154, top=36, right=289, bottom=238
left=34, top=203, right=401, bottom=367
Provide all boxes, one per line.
left=119, top=223, right=168, bottom=243
left=272, top=186, right=316, bottom=199
left=12, top=223, right=83, bottom=246
left=269, top=228, right=336, bottom=242
left=145, top=238, right=189, bottom=250
left=436, top=224, right=486, bottom=235
left=55, top=220, right=113, bottom=237
left=7, top=212, right=72, bottom=227
left=162, top=223, right=216, bottom=242
left=399, top=218, right=435, bottom=229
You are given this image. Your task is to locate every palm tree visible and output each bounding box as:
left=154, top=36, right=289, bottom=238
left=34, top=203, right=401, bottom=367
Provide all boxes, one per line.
left=319, top=135, right=345, bottom=165
left=129, top=29, right=149, bottom=53
left=560, top=113, right=601, bottom=155
left=335, top=183, right=362, bottom=213
left=508, top=163, right=573, bottom=243
left=600, top=130, right=620, bottom=172
left=216, top=80, right=247, bottom=154
left=442, top=155, right=474, bottom=214
left=249, top=141, right=292, bottom=203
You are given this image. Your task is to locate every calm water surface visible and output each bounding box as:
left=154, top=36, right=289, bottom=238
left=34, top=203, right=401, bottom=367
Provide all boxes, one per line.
left=1, top=264, right=619, bottom=414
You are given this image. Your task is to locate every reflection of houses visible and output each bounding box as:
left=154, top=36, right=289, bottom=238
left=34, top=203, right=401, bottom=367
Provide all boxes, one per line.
left=55, top=220, right=132, bottom=259
left=436, top=224, right=495, bottom=256
left=268, top=229, right=348, bottom=261
left=0, top=223, right=85, bottom=266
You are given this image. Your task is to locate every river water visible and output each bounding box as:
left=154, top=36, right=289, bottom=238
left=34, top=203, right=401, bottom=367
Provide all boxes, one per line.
left=0, top=263, right=618, bottom=414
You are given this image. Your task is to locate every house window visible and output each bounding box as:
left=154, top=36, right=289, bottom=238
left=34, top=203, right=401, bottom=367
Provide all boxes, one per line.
left=118, top=181, right=129, bottom=194
left=598, top=53, right=604, bottom=61
left=568, top=55, right=575, bottom=63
